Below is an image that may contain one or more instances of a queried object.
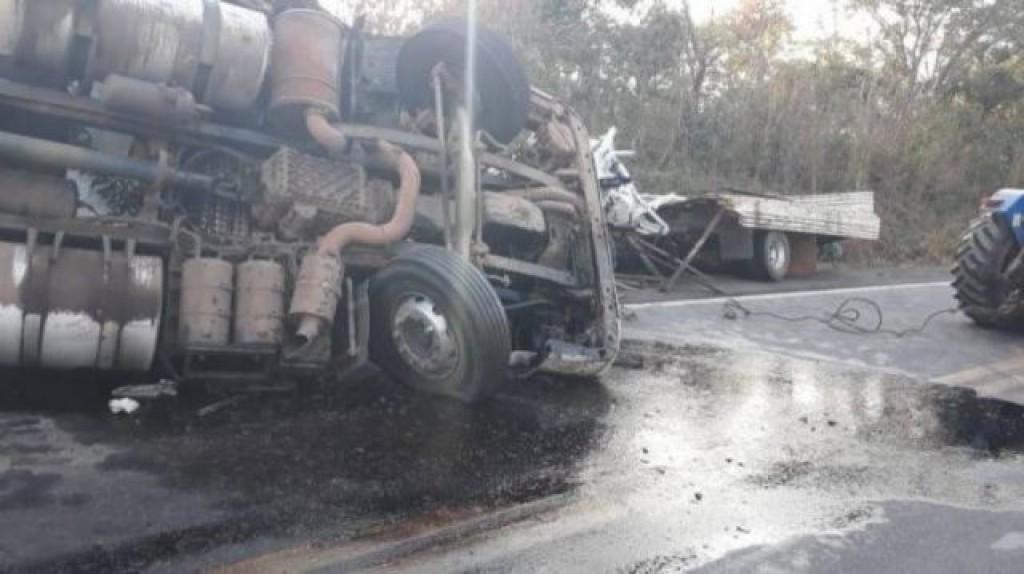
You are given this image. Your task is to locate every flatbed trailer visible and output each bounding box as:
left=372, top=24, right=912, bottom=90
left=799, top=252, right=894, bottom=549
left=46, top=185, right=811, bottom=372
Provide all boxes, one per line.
left=593, top=129, right=881, bottom=285
left=640, top=190, right=882, bottom=282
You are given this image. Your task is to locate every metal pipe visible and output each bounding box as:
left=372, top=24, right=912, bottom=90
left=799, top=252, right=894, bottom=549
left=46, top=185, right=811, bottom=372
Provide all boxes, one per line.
left=432, top=67, right=453, bottom=249
left=509, top=187, right=584, bottom=212
left=454, top=107, right=478, bottom=259
left=292, top=117, right=423, bottom=342
left=315, top=139, right=422, bottom=257
left=0, top=130, right=216, bottom=190
left=305, top=108, right=346, bottom=156
left=535, top=201, right=578, bottom=218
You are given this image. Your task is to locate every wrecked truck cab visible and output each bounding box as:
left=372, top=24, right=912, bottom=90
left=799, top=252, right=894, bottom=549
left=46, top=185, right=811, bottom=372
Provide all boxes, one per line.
left=0, top=2, right=620, bottom=402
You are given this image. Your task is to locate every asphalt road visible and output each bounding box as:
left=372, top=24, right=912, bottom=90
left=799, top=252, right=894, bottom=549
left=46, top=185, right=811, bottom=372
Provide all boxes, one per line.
left=5, top=266, right=1024, bottom=573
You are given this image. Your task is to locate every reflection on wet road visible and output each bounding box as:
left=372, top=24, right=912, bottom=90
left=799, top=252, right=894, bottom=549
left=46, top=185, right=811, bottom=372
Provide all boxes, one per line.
left=4, top=339, right=1024, bottom=572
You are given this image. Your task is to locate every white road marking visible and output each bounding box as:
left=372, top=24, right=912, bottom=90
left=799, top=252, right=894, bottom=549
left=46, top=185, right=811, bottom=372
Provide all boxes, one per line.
left=935, top=354, right=1024, bottom=389
left=625, top=281, right=951, bottom=310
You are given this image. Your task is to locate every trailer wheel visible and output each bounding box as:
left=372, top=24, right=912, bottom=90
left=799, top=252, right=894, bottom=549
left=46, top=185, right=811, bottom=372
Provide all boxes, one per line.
left=750, top=231, right=791, bottom=281
left=370, top=245, right=511, bottom=402
left=952, top=216, right=1024, bottom=329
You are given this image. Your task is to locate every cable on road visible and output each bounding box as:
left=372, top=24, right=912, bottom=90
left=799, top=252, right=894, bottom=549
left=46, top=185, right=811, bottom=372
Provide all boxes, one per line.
left=722, top=296, right=959, bottom=338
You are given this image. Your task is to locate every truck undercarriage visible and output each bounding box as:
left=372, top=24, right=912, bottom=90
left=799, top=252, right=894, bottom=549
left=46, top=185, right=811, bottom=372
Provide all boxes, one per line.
left=0, top=1, right=620, bottom=401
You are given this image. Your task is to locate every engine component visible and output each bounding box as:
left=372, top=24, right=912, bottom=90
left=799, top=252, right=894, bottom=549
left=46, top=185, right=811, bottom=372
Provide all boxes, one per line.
left=258, top=147, right=393, bottom=238
left=235, top=260, right=285, bottom=346
left=179, top=149, right=253, bottom=238
left=0, top=240, right=163, bottom=371
left=0, top=168, right=77, bottom=219
left=290, top=254, right=342, bottom=344
left=96, top=75, right=201, bottom=125
left=269, top=9, right=345, bottom=133
left=0, top=0, right=270, bottom=111
left=180, top=258, right=233, bottom=347
left=288, top=140, right=421, bottom=343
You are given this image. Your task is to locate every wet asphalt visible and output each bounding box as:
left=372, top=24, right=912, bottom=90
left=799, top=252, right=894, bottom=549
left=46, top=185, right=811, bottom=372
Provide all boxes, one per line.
left=4, top=266, right=1024, bottom=572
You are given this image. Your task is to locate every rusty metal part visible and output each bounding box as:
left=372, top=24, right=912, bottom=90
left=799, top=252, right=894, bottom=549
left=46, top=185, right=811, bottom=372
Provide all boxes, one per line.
left=180, top=258, right=233, bottom=347
left=0, top=130, right=217, bottom=191
left=313, top=142, right=422, bottom=258
left=305, top=109, right=347, bottom=156
left=549, top=97, right=621, bottom=374
left=290, top=253, right=343, bottom=344
left=90, top=0, right=270, bottom=111
left=542, top=120, right=577, bottom=158
left=202, top=1, right=272, bottom=111
left=508, top=187, right=584, bottom=212
left=535, top=201, right=578, bottom=219
left=1, top=0, right=269, bottom=110
left=96, top=75, right=201, bottom=125
left=269, top=9, right=344, bottom=133
left=234, top=260, right=285, bottom=346
left=0, top=168, right=77, bottom=219
left=538, top=340, right=609, bottom=378
left=259, top=147, right=394, bottom=238
left=483, top=193, right=546, bottom=234
left=0, top=239, right=163, bottom=371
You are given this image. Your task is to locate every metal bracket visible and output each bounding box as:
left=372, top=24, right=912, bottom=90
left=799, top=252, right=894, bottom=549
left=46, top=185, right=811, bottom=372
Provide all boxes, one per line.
left=661, top=207, right=726, bottom=292
left=194, top=0, right=223, bottom=104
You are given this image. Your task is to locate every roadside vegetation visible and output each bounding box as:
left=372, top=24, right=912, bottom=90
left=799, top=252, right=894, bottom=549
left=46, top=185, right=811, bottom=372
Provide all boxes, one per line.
left=359, top=0, right=1024, bottom=262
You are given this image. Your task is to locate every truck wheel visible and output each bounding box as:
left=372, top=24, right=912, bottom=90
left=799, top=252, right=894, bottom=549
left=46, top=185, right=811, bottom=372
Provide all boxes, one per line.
left=397, top=19, right=531, bottom=144
left=750, top=231, right=791, bottom=281
left=370, top=245, right=511, bottom=402
left=952, top=216, right=1024, bottom=329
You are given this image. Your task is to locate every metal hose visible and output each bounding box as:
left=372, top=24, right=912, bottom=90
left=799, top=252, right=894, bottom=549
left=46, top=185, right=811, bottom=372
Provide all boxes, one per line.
left=305, top=108, right=347, bottom=156
left=291, top=109, right=423, bottom=342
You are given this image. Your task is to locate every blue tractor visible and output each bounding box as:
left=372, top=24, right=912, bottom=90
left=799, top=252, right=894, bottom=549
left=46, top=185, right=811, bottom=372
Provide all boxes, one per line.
left=953, top=189, right=1024, bottom=328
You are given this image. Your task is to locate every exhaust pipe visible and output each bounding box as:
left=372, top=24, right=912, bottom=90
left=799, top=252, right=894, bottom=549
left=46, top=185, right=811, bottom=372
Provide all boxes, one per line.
left=289, top=110, right=423, bottom=344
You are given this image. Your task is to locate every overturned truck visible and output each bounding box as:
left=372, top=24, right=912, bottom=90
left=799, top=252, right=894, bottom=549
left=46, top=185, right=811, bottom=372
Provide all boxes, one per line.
left=0, top=1, right=620, bottom=402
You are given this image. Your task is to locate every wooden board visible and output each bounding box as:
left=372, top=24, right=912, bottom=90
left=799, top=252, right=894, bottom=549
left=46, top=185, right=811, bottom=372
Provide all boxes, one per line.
left=713, top=191, right=881, bottom=240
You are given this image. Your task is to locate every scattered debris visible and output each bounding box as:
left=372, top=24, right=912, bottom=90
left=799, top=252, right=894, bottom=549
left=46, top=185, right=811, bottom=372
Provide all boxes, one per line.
left=111, top=380, right=178, bottom=401
left=197, top=395, right=251, bottom=418
left=109, top=398, right=141, bottom=416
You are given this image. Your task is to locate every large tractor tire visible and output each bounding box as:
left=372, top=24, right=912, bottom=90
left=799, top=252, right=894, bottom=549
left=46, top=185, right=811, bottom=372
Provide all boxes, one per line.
left=952, top=216, right=1024, bottom=329
left=370, top=245, right=511, bottom=403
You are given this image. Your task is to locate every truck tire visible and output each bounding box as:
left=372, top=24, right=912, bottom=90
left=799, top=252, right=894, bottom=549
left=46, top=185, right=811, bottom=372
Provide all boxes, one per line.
left=750, top=231, right=791, bottom=282
left=370, top=245, right=511, bottom=402
left=396, top=19, right=531, bottom=144
left=952, top=216, right=1024, bottom=329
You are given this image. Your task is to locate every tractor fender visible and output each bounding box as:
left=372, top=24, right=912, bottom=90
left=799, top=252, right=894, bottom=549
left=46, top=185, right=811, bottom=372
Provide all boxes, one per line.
left=988, top=189, right=1024, bottom=246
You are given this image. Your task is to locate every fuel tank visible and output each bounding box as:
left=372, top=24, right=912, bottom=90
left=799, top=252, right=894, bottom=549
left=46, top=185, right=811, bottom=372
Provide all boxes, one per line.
left=0, top=0, right=272, bottom=112
left=0, top=240, right=163, bottom=372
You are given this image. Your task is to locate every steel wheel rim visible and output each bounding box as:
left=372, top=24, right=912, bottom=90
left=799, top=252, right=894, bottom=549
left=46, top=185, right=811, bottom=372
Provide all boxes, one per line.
left=767, top=237, right=788, bottom=274
left=391, top=292, right=460, bottom=380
